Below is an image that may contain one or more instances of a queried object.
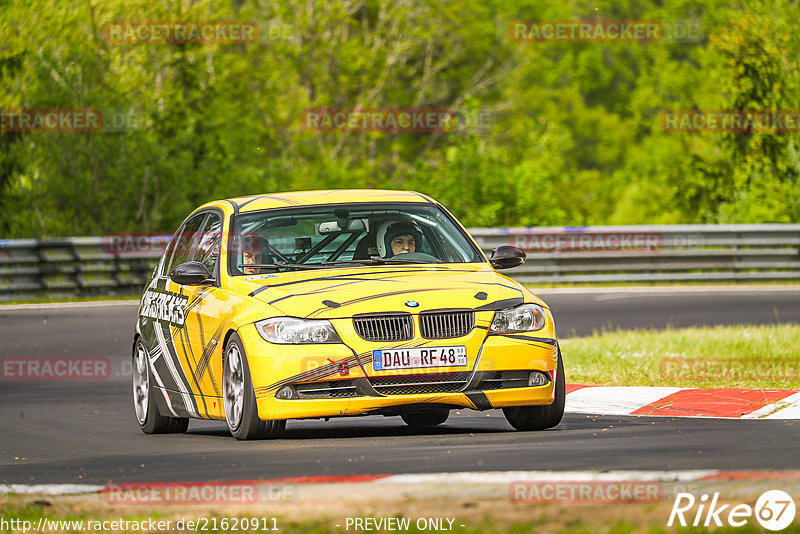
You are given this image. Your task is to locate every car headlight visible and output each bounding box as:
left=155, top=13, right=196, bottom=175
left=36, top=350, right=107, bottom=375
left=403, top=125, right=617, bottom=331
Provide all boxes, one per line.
left=489, top=304, right=546, bottom=333
left=255, top=317, right=342, bottom=344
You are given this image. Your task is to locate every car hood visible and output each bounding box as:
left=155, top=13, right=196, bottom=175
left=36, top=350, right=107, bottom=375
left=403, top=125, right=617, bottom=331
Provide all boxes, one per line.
left=237, top=264, right=543, bottom=319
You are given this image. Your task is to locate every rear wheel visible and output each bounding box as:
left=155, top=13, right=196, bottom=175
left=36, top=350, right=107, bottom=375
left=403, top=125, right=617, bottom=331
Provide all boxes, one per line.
left=223, top=332, right=285, bottom=440
left=401, top=407, right=450, bottom=427
left=133, top=338, right=189, bottom=434
left=502, top=350, right=565, bottom=431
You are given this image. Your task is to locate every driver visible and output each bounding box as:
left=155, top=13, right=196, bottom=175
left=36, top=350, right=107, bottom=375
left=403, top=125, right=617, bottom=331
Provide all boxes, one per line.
left=241, top=234, right=271, bottom=274
left=377, top=221, right=423, bottom=258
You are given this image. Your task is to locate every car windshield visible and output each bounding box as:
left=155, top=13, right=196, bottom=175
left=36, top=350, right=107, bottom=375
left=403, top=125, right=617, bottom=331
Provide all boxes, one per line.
left=229, top=202, right=482, bottom=274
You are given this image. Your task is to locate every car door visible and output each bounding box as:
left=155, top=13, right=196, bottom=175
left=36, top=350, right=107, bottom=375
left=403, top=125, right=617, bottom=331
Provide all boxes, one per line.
left=143, top=212, right=207, bottom=419
left=166, top=210, right=234, bottom=419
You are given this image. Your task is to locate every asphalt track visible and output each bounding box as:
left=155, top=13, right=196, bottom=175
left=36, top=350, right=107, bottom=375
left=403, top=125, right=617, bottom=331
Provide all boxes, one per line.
left=1, top=287, right=799, bottom=484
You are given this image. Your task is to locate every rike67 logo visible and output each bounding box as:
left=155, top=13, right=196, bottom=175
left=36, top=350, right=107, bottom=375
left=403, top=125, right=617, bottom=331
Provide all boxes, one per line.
left=669, top=490, right=796, bottom=531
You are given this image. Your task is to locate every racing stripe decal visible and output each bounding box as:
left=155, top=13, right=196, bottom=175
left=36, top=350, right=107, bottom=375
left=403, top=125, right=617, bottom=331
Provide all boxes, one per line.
left=148, top=330, right=182, bottom=395
left=305, top=288, right=454, bottom=318
left=475, top=296, right=525, bottom=311
left=146, top=342, right=180, bottom=417
left=169, top=288, right=215, bottom=416
left=495, top=334, right=558, bottom=346
left=139, top=276, right=191, bottom=417
left=154, top=323, right=199, bottom=417
left=465, top=280, right=523, bottom=292
left=173, top=322, right=210, bottom=417
left=225, top=199, right=239, bottom=215
left=461, top=342, right=486, bottom=391
left=196, top=320, right=225, bottom=395
left=254, top=354, right=366, bottom=398
left=238, top=194, right=304, bottom=210
left=184, top=286, right=212, bottom=314
left=410, top=191, right=434, bottom=203
left=266, top=278, right=398, bottom=307
left=464, top=391, right=492, bottom=410
left=248, top=268, right=476, bottom=298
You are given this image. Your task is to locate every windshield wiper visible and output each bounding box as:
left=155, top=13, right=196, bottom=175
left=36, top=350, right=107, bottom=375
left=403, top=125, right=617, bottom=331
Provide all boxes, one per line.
left=238, top=262, right=326, bottom=271
left=322, top=256, right=429, bottom=265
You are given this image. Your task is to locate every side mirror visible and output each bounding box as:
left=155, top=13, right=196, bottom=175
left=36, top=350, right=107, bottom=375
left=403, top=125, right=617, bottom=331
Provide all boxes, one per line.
left=489, top=245, right=526, bottom=270
left=170, top=261, right=214, bottom=285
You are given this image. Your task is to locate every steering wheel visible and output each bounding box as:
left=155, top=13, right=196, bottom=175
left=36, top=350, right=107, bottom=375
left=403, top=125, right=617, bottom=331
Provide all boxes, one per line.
left=393, top=252, right=441, bottom=263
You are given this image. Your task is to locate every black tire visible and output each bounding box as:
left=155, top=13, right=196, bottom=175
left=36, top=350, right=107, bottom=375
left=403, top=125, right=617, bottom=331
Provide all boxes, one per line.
left=133, top=338, right=189, bottom=434
left=502, top=350, right=565, bottom=431
left=401, top=407, right=450, bottom=427
left=223, top=332, right=285, bottom=440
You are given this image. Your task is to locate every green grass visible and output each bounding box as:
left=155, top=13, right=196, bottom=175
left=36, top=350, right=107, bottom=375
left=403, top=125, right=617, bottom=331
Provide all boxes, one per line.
left=560, top=324, right=800, bottom=388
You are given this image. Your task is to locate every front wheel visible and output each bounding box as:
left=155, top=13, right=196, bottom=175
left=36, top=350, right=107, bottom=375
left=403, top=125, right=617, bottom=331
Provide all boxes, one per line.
left=132, top=338, right=189, bottom=434
left=502, top=350, right=565, bottom=431
left=223, top=332, right=285, bottom=440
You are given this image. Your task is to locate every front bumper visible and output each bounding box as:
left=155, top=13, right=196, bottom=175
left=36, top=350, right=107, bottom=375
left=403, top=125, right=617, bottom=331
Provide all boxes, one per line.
left=256, top=383, right=555, bottom=420
left=239, top=317, right=560, bottom=421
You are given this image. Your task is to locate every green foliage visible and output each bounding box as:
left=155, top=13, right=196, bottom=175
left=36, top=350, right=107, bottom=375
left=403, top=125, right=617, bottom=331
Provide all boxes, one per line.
left=1, top=0, right=799, bottom=237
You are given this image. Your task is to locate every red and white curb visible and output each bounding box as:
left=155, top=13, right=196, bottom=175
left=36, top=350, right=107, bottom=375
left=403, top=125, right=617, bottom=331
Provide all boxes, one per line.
left=566, top=385, right=800, bottom=419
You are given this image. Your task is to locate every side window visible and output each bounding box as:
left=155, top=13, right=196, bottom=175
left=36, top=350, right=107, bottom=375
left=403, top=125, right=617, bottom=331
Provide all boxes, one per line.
left=159, top=234, right=179, bottom=277
left=165, top=213, right=207, bottom=276
left=196, top=213, right=222, bottom=275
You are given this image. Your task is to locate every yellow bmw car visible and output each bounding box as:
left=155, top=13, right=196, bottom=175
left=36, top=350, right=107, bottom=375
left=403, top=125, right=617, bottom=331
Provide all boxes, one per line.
left=133, top=190, right=564, bottom=439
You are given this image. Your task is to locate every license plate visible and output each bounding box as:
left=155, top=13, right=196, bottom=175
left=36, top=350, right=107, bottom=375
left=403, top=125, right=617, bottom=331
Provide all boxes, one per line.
left=372, top=346, right=468, bottom=371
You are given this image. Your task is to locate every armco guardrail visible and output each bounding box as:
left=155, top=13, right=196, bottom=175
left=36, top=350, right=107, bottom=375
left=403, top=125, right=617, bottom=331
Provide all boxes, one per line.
left=1, top=225, right=799, bottom=301
left=0, top=237, right=161, bottom=302
left=470, top=224, right=800, bottom=283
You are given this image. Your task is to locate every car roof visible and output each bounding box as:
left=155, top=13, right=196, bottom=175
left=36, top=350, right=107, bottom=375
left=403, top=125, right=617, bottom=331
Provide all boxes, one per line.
left=211, top=189, right=434, bottom=213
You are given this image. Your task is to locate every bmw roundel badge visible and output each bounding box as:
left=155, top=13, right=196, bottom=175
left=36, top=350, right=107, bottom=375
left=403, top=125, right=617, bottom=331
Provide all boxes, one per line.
left=405, top=301, right=419, bottom=308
